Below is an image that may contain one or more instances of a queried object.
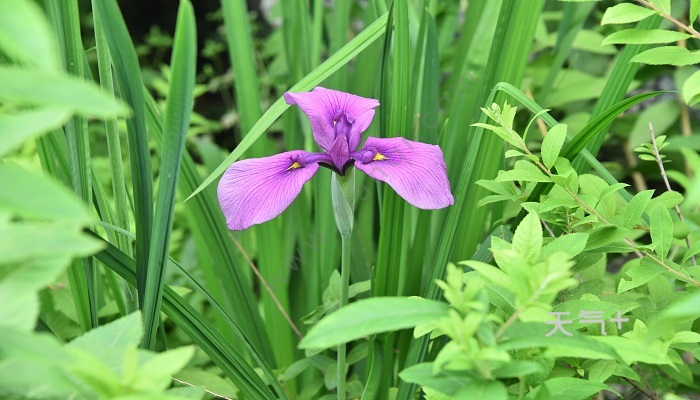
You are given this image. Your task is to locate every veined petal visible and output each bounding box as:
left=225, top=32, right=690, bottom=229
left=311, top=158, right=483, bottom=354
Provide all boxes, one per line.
left=327, top=133, right=351, bottom=171
left=354, top=137, right=454, bottom=209
left=217, top=151, right=319, bottom=230
left=284, top=87, right=379, bottom=151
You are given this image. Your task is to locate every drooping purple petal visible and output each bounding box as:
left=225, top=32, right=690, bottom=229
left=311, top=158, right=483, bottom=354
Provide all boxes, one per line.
left=354, top=137, right=454, bottom=209
left=284, top=87, right=379, bottom=151
left=217, top=151, right=320, bottom=230
left=327, top=133, right=350, bottom=171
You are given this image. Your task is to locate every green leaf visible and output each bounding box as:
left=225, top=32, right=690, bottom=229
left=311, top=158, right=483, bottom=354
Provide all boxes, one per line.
left=650, top=204, right=673, bottom=260
left=492, top=361, right=544, bottom=378
left=0, top=165, right=91, bottom=223
left=0, top=66, right=128, bottom=117
left=540, top=233, right=588, bottom=260
left=647, top=190, right=683, bottom=210
left=692, top=0, right=700, bottom=23
left=398, top=363, right=464, bottom=396
left=650, top=0, right=671, bottom=14
left=631, top=46, right=700, bottom=66
left=0, top=0, right=60, bottom=70
left=618, top=257, right=666, bottom=293
left=498, top=323, right=620, bottom=360
left=300, top=297, right=450, bottom=349
left=0, top=108, right=72, bottom=157
left=0, top=221, right=103, bottom=332
left=135, top=346, right=196, bottom=392
left=588, top=360, right=617, bottom=383
left=623, top=190, right=654, bottom=229
left=472, top=122, right=526, bottom=150
left=530, top=377, right=610, bottom=400
left=496, top=160, right=552, bottom=183
left=602, top=28, right=691, bottom=45
left=592, top=336, right=672, bottom=365
left=142, top=0, right=197, bottom=351
left=512, top=212, right=543, bottom=264
left=669, top=331, right=700, bottom=344
left=542, top=124, right=567, bottom=169
left=601, top=3, right=656, bottom=25
left=455, top=380, right=507, bottom=399
left=69, top=311, right=142, bottom=351
left=682, top=69, right=700, bottom=106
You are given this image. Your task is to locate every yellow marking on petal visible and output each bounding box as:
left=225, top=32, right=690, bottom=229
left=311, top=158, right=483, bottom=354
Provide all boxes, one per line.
left=373, top=152, right=387, bottom=161
left=287, top=161, right=301, bottom=171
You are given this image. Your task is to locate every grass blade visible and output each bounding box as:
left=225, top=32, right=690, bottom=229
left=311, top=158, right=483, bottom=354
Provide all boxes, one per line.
left=397, top=1, right=545, bottom=396
left=92, top=0, right=154, bottom=309
left=143, top=92, right=274, bottom=361
left=93, top=237, right=282, bottom=399
left=91, top=0, right=137, bottom=313
left=44, top=0, right=97, bottom=330
left=141, top=0, right=197, bottom=350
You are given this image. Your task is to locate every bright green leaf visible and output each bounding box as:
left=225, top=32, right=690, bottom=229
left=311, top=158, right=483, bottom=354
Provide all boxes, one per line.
left=623, top=190, right=654, bottom=229
left=692, top=0, right=700, bottom=23
left=542, top=124, right=567, bottom=169
left=530, top=377, right=610, bottom=400
left=602, top=29, right=691, bottom=45
left=650, top=0, right=671, bottom=14
left=0, top=0, right=59, bottom=70
left=496, top=160, right=552, bottom=183
left=682, top=69, right=700, bottom=106
left=618, top=257, right=666, bottom=293
left=512, top=212, right=542, bottom=264
left=601, top=3, right=656, bottom=25
left=631, top=46, right=700, bottom=66
left=0, top=108, right=72, bottom=157
left=0, top=165, right=92, bottom=223
left=588, top=360, right=617, bottom=383
left=650, top=204, right=673, bottom=260
left=300, top=297, right=449, bottom=349
left=0, top=66, right=129, bottom=117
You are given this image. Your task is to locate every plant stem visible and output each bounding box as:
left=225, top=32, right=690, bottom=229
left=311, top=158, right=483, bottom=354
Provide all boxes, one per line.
left=337, top=233, right=351, bottom=400
left=649, top=123, right=696, bottom=266
left=636, top=0, right=700, bottom=39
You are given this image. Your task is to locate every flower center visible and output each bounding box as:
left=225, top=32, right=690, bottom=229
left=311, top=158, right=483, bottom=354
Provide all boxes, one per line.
left=332, top=110, right=354, bottom=141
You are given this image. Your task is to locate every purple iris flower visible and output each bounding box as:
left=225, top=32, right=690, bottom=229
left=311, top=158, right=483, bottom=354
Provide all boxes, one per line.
left=217, top=87, right=454, bottom=230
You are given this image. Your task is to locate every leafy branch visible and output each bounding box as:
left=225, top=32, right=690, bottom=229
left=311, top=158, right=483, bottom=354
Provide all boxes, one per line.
left=636, top=0, right=700, bottom=39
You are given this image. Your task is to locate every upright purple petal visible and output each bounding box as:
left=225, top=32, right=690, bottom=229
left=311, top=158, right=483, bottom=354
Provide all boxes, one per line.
left=217, top=151, right=320, bottom=230
left=284, top=87, right=379, bottom=151
left=354, top=137, right=454, bottom=209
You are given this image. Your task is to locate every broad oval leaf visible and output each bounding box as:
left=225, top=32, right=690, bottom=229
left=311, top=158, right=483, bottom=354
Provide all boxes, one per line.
left=542, top=124, right=567, bottom=169
left=300, top=297, right=449, bottom=349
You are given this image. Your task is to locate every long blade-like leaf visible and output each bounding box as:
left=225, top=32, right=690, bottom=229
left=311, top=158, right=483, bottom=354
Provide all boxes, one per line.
left=92, top=0, right=154, bottom=308
left=141, top=0, right=197, bottom=350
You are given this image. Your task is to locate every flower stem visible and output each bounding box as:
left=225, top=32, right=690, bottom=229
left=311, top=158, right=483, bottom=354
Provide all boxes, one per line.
left=337, top=233, right=351, bottom=400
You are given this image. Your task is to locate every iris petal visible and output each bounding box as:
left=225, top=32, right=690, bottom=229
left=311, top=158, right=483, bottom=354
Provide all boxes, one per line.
left=217, top=151, right=320, bottom=230
left=354, top=137, right=454, bottom=209
left=284, top=87, right=379, bottom=151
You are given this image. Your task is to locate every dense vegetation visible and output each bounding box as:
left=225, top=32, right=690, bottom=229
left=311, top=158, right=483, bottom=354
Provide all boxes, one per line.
left=2, top=0, right=700, bottom=399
